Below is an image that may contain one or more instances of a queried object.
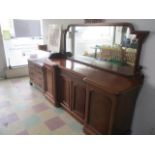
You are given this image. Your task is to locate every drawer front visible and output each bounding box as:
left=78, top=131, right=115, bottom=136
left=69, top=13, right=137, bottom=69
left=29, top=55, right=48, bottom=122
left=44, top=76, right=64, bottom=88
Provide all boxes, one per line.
left=35, top=66, right=43, bottom=74
left=28, top=60, right=44, bottom=90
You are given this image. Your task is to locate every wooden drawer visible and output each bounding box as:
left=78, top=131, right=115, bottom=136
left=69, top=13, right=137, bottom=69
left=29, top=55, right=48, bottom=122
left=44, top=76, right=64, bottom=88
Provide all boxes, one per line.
left=28, top=60, right=45, bottom=91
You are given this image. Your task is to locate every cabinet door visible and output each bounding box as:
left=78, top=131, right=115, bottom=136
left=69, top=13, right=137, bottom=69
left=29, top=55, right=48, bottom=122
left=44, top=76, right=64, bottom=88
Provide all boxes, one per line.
left=84, top=86, right=114, bottom=134
left=44, top=65, right=56, bottom=105
left=71, top=80, right=86, bottom=122
left=60, top=75, right=71, bottom=109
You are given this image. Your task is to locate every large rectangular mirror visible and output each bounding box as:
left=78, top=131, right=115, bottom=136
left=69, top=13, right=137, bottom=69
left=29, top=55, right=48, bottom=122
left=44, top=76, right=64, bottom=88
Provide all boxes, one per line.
left=65, top=23, right=148, bottom=76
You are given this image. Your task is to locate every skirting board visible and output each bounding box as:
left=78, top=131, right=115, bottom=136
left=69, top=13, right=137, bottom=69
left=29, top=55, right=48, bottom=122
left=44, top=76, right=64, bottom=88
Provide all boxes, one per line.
left=5, top=66, right=29, bottom=78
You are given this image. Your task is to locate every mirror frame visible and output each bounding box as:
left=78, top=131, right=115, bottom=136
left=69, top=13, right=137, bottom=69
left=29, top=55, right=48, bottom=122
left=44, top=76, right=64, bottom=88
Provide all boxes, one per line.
left=64, top=23, right=149, bottom=76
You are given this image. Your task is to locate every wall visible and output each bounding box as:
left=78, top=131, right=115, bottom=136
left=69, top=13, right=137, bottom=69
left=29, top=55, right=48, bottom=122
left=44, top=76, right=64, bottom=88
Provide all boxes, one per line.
left=42, top=19, right=84, bottom=46
left=106, top=19, right=155, bottom=134
left=0, top=26, right=7, bottom=78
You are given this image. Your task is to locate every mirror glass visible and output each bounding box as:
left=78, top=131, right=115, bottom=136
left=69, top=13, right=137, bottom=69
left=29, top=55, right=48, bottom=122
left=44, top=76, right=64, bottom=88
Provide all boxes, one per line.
left=65, top=25, right=139, bottom=75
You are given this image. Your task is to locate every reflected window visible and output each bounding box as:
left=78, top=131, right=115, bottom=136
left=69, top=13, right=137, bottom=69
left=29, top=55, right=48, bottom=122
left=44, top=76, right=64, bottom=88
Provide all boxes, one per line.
left=74, top=26, right=114, bottom=57
left=66, top=26, right=138, bottom=67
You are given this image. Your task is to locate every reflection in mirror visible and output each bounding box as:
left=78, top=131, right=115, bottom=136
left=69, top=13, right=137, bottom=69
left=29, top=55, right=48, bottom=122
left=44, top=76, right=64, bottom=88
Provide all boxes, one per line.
left=66, top=26, right=138, bottom=69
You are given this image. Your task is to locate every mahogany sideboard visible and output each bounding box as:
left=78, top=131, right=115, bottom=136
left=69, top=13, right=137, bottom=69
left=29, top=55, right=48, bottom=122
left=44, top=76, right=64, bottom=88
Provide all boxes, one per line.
left=42, top=58, right=143, bottom=135
left=30, top=22, right=149, bottom=134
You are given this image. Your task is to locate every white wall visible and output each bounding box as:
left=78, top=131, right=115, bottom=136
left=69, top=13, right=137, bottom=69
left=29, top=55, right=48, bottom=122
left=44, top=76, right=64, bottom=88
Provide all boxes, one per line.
left=0, top=26, right=7, bottom=78
left=42, top=19, right=84, bottom=45
left=105, top=19, right=155, bottom=134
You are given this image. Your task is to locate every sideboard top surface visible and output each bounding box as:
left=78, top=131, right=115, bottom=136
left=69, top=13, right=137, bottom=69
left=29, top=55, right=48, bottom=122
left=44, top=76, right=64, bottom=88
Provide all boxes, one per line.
left=44, top=58, right=143, bottom=94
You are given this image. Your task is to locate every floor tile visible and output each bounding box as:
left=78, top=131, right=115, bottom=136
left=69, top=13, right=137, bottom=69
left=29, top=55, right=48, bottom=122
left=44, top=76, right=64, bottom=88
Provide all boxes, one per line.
left=28, top=123, right=51, bottom=135
left=4, top=121, right=26, bottom=134
left=38, top=109, right=57, bottom=122
left=17, top=130, right=29, bottom=135
left=45, top=116, right=65, bottom=131
left=0, top=113, right=19, bottom=127
left=23, top=115, right=41, bottom=128
left=51, top=125, right=77, bottom=135
left=14, top=103, right=31, bottom=111
left=32, top=103, right=49, bottom=113
left=0, top=101, right=10, bottom=108
left=16, top=109, right=34, bottom=120
left=59, top=112, right=78, bottom=124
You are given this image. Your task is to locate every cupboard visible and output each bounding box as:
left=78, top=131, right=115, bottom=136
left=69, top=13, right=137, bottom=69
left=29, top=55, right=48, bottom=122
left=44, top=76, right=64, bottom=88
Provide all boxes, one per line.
left=28, top=22, right=149, bottom=134
left=42, top=58, right=143, bottom=134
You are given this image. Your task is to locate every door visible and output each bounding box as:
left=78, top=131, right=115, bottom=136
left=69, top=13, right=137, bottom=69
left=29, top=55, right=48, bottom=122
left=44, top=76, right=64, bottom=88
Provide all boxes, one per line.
left=0, top=19, right=43, bottom=78
left=84, top=85, right=113, bottom=134
left=44, top=64, right=56, bottom=105
left=60, top=75, right=71, bottom=109
left=71, top=80, right=86, bottom=121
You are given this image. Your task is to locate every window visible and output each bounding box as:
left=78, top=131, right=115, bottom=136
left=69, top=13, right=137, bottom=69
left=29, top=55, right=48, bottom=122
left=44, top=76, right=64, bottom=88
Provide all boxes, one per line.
left=1, top=19, right=43, bottom=67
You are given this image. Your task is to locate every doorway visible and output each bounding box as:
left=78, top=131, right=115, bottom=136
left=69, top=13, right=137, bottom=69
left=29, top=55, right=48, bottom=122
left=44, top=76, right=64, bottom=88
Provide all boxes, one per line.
left=1, top=19, right=43, bottom=67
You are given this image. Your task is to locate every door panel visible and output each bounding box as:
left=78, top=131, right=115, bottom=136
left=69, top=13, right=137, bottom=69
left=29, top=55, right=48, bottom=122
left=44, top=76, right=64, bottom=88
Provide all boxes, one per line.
left=44, top=65, right=56, bottom=105
left=46, top=69, right=54, bottom=94
left=60, top=75, right=71, bottom=108
left=72, top=81, right=86, bottom=120
left=85, top=89, right=112, bottom=134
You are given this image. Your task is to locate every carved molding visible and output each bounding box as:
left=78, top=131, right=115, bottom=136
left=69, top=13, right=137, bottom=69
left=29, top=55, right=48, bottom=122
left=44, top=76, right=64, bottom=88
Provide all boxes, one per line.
left=84, top=19, right=105, bottom=23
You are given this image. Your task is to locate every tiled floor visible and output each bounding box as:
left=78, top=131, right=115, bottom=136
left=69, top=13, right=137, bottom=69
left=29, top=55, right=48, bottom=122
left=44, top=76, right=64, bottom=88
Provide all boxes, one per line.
left=0, top=77, right=85, bottom=135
